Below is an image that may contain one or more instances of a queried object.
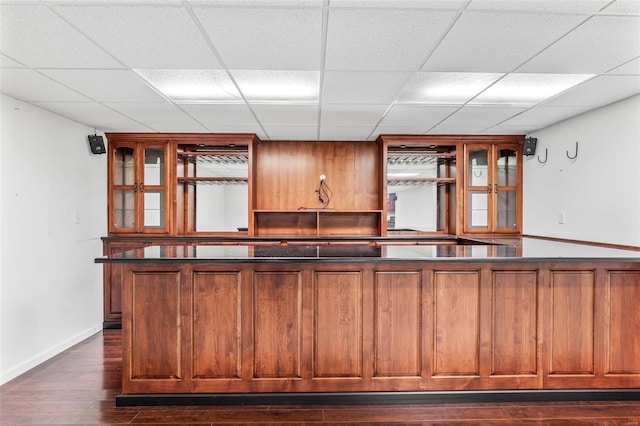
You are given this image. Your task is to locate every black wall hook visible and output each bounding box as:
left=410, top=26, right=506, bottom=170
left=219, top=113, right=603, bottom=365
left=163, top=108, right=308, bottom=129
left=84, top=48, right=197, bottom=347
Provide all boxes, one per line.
left=566, top=142, right=578, bottom=160
left=537, top=148, right=548, bottom=164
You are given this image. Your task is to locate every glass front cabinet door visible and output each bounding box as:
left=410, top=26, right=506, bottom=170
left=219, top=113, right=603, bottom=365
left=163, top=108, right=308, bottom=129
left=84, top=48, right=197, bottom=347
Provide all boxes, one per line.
left=464, top=143, right=521, bottom=234
left=109, top=141, right=171, bottom=234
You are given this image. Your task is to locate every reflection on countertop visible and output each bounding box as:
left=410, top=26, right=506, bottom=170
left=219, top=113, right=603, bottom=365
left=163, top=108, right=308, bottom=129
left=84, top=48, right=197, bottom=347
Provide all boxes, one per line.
left=96, top=237, right=640, bottom=263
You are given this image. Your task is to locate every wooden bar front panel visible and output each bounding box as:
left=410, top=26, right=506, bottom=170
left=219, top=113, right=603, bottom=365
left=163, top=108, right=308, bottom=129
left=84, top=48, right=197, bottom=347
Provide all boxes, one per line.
left=433, top=271, right=480, bottom=377
left=130, top=271, right=182, bottom=380
left=607, top=271, right=640, bottom=375
left=120, top=260, right=640, bottom=394
left=374, top=271, right=422, bottom=378
left=253, top=271, right=302, bottom=379
left=491, top=271, right=538, bottom=376
left=549, top=271, right=595, bottom=376
left=314, top=271, right=363, bottom=378
left=192, top=271, right=242, bottom=379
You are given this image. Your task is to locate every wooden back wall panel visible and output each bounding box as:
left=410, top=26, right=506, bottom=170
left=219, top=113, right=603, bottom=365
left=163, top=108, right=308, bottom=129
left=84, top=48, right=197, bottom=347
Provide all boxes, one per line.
left=253, top=140, right=381, bottom=211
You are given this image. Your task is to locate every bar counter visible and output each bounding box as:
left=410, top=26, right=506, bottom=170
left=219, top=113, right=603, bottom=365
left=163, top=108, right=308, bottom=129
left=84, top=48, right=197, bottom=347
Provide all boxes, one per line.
left=97, top=237, right=640, bottom=405
left=98, top=237, right=640, bottom=263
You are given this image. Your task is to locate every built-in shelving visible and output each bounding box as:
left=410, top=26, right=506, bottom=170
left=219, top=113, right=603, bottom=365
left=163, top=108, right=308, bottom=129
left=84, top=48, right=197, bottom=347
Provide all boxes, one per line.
left=177, top=177, right=248, bottom=185
left=253, top=210, right=383, bottom=237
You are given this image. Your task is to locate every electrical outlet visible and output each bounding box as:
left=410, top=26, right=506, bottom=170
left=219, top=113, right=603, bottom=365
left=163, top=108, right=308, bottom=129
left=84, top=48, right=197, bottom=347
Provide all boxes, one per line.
left=558, top=211, right=565, bottom=224
left=74, top=211, right=80, bottom=224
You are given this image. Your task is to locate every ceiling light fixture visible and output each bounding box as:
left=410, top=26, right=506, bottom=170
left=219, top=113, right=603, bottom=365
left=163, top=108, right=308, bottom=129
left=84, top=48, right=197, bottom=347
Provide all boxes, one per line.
left=471, top=73, right=595, bottom=106
left=231, top=70, right=320, bottom=102
left=134, top=69, right=242, bottom=102
left=397, top=72, right=504, bottom=104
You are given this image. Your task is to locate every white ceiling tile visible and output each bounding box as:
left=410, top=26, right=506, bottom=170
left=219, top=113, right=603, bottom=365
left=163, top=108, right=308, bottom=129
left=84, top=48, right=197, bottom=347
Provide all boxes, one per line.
left=322, top=71, right=411, bottom=104
left=0, top=5, right=123, bottom=69
left=379, top=104, right=459, bottom=127
left=194, top=6, right=322, bottom=70
left=319, top=125, right=376, bottom=141
left=1, top=54, right=25, bottom=68
left=231, top=70, right=320, bottom=102
left=329, top=0, right=466, bottom=8
left=397, top=72, right=503, bottom=104
left=53, top=5, right=221, bottom=68
left=607, top=57, right=640, bottom=75
left=105, top=102, right=209, bottom=132
left=320, top=104, right=388, bottom=126
left=188, top=0, right=323, bottom=5
left=467, top=0, right=611, bottom=13
left=542, top=75, right=640, bottom=107
left=427, top=123, right=486, bottom=134
left=251, top=104, right=318, bottom=125
left=376, top=125, right=429, bottom=135
left=601, top=0, right=640, bottom=14
left=325, top=8, right=457, bottom=71
left=1, top=69, right=91, bottom=101
left=479, top=124, right=540, bottom=135
left=180, top=103, right=259, bottom=126
left=423, top=11, right=589, bottom=73
left=262, top=124, right=318, bottom=140
left=431, top=105, right=528, bottom=133
left=193, top=123, right=266, bottom=139
left=2, top=0, right=639, bottom=137
left=31, top=101, right=153, bottom=132
left=518, top=16, right=640, bottom=74
left=43, top=0, right=183, bottom=3
left=38, top=69, right=167, bottom=103
left=202, top=123, right=267, bottom=137
left=501, top=105, right=593, bottom=127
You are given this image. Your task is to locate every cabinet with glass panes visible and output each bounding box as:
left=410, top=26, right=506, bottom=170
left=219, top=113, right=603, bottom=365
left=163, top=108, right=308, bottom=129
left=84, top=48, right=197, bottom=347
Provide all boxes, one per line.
left=108, top=137, right=171, bottom=235
left=464, top=143, right=521, bottom=234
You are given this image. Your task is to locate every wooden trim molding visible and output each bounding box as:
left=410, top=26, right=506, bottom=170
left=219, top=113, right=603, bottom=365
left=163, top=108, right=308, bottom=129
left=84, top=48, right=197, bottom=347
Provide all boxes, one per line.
left=523, top=234, right=640, bottom=252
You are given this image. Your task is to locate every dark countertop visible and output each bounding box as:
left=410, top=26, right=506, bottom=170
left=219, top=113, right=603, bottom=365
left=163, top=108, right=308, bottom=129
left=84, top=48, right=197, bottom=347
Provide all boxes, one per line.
left=96, top=237, right=640, bottom=264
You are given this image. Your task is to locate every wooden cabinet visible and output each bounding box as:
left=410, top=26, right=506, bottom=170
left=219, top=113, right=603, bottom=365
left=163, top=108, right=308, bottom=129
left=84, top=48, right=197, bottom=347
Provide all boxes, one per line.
left=116, top=258, right=640, bottom=394
left=464, top=142, right=522, bottom=234
left=108, top=137, right=171, bottom=235
left=251, top=140, right=384, bottom=236
left=102, top=133, right=524, bottom=326
left=105, top=133, right=524, bottom=238
left=101, top=239, right=153, bottom=327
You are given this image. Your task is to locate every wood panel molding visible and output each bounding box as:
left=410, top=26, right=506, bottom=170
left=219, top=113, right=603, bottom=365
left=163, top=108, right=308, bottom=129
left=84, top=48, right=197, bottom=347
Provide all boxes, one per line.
left=314, top=271, right=363, bottom=378
left=119, top=260, right=640, bottom=394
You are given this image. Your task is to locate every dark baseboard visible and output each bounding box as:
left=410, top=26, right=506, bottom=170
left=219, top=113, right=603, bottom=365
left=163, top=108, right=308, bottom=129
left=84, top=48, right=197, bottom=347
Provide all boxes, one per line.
left=116, top=389, right=640, bottom=407
left=103, top=321, right=121, bottom=329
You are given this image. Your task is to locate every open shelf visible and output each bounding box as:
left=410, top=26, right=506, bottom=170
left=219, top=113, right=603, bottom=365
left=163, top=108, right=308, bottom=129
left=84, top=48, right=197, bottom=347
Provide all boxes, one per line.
left=388, top=177, right=456, bottom=187
left=178, top=177, right=247, bottom=185
left=253, top=210, right=383, bottom=237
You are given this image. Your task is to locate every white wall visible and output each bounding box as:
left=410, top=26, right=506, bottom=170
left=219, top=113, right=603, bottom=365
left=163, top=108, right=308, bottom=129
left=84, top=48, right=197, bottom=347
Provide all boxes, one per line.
left=196, top=184, right=248, bottom=231
left=523, top=94, right=640, bottom=247
left=0, top=94, right=107, bottom=384
left=394, top=185, right=437, bottom=231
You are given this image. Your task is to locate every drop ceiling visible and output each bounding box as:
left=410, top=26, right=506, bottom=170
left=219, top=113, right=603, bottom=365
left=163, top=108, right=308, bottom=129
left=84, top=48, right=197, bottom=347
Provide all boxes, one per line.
left=1, top=0, right=639, bottom=140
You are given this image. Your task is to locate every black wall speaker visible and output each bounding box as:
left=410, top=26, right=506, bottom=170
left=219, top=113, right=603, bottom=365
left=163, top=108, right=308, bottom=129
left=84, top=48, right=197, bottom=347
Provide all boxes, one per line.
left=88, top=135, right=106, bottom=154
left=523, top=137, right=537, bottom=156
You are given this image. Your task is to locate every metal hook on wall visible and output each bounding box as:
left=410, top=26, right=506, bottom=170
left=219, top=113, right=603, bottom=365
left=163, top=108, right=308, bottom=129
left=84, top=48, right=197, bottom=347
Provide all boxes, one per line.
left=566, top=142, right=578, bottom=160
left=537, top=148, right=548, bottom=164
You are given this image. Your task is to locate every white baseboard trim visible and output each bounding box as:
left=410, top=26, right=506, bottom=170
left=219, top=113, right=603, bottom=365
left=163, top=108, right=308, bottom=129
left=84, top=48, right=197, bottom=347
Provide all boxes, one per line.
left=0, top=323, right=103, bottom=385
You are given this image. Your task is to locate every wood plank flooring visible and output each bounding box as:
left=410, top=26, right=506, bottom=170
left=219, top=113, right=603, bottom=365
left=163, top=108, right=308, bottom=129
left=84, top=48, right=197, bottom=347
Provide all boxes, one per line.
left=1, top=330, right=639, bottom=425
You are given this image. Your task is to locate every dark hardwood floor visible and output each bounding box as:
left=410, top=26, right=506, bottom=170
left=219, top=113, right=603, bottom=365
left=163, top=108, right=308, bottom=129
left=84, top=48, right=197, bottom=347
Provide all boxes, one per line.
left=1, top=330, right=639, bottom=425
